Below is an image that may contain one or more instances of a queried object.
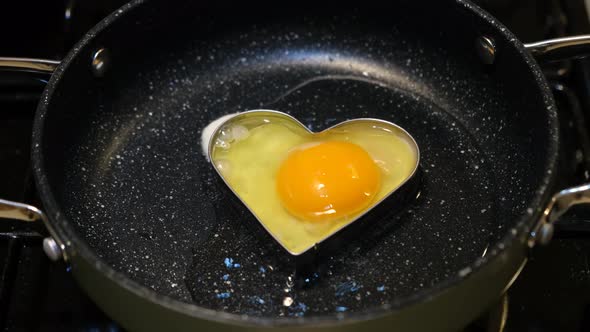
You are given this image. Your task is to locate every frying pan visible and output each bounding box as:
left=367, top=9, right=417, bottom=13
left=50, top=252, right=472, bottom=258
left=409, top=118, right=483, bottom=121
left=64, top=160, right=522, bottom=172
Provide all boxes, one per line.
left=1, top=1, right=590, bottom=331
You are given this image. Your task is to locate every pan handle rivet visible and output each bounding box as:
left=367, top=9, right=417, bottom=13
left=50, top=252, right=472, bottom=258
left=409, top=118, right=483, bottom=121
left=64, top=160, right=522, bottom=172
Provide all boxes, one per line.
left=476, top=36, right=496, bottom=65
left=43, top=237, right=63, bottom=261
left=537, top=223, right=555, bottom=245
left=91, top=48, right=110, bottom=77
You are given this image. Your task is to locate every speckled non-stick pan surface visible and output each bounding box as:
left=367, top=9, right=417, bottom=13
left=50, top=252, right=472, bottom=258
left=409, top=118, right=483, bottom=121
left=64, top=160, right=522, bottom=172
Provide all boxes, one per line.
left=35, top=0, right=557, bottom=321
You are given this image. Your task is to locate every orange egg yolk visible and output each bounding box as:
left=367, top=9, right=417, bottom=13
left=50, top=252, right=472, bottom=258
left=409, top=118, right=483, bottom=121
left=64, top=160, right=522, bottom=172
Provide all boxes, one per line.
left=276, top=141, right=381, bottom=222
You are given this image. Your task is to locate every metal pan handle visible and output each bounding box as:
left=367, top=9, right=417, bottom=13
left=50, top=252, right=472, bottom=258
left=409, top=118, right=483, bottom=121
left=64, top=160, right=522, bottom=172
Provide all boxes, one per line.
left=0, top=59, right=65, bottom=260
left=0, top=198, right=65, bottom=261
left=529, top=183, right=590, bottom=247
left=0, top=198, right=46, bottom=222
left=0, top=57, right=59, bottom=73
left=1, top=49, right=108, bottom=77
left=525, top=35, right=590, bottom=62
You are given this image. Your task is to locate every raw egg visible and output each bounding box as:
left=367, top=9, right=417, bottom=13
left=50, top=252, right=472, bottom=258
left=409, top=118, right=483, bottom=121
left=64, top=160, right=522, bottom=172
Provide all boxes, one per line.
left=208, top=110, right=419, bottom=255
left=276, top=140, right=381, bottom=222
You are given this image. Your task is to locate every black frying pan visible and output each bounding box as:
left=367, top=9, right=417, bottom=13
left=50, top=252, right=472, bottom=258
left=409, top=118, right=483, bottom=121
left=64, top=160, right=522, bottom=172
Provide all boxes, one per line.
left=1, top=1, right=590, bottom=331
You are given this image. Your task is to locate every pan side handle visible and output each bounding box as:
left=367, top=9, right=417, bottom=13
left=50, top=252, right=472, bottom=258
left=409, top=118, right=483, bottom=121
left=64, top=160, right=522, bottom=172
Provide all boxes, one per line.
left=0, top=57, right=59, bottom=73
left=0, top=58, right=55, bottom=226
left=0, top=58, right=67, bottom=261
left=0, top=196, right=66, bottom=262
left=0, top=198, right=46, bottom=222
left=525, top=35, right=590, bottom=63
left=529, top=183, right=590, bottom=247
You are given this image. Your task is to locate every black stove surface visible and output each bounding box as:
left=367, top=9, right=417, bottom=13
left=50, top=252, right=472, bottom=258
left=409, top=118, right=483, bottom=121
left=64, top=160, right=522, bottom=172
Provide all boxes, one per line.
left=2, top=1, right=590, bottom=331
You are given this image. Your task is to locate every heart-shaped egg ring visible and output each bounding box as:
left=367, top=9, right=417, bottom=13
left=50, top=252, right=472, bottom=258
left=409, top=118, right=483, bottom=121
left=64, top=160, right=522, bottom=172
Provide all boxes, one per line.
left=208, top=110, right=421, bottom=259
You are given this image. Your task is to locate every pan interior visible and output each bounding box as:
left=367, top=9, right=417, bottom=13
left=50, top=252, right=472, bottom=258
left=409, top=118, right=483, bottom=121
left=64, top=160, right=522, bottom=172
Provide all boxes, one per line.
left=39, top=2, right=554, bottom=320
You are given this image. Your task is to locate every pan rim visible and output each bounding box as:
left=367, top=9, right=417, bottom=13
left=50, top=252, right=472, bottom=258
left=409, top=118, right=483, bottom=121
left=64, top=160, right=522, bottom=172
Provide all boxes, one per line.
left=30, top=0, right=559, bottom=327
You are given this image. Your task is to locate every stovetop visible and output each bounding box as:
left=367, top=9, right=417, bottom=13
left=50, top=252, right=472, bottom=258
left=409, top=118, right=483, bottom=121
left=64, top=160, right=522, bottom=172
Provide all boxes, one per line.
left=2, top=1, right=590, bottom=331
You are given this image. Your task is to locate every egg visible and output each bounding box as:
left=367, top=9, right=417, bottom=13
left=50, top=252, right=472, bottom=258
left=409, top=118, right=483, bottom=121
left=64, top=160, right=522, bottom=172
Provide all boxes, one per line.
left=209, top=111, right=418, bottom=255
